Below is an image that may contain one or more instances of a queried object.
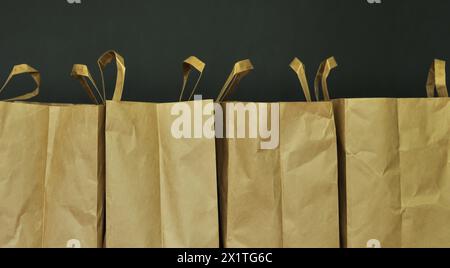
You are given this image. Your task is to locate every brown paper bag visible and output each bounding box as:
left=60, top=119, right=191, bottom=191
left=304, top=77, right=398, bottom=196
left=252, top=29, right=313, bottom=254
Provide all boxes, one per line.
left=89, top=52, right=219, bottom=248
left=334, top=59, right=450, bottom=248
left=0, top=64, right=104, bottom=248
left=217, top=58, right=340, bottom=248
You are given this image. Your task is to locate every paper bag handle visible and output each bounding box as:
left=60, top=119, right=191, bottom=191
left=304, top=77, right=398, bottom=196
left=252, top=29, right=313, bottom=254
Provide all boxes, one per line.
left=179, top=56, right=205, bottom=101
left=314, top=57, right=338, bottom=101
left=216, top=59, right=254, bottom=102
left=98, top=50, right=126, bottom=102
left=426, top=59, right=449, bottom=98
left=289, top=58, right=312, bottom=102
left=0, top=64, right=40, bottom=101
left=71, top=64, right=102, bottom=104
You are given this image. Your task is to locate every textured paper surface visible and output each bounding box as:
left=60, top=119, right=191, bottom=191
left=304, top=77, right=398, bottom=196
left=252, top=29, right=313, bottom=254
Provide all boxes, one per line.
left=334, top=98, right=450, bottom=248
left=105, top=100, right=219, bottom=248
left=218, top=101, right=340, bottom=248
left=0, top=102, right=104, bottom=248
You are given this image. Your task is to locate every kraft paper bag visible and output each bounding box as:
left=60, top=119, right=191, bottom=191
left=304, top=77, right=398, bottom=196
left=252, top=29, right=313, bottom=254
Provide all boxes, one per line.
left=217, top=58, right=340, bottom=248
left=334, top=59, right=450, bottom=248
left=0, top=64, right=104, bottom=248
left=86, top=52, right=219, bottom=248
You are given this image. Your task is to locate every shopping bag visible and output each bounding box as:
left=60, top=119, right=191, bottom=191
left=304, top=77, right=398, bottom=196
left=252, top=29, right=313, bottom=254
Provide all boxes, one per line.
left=217, top=58, right=340, bottom=248
left=86, top=51, right=220, bottom=248
left=0, top=64, right=104, bottom=248
left=334, top=59, right=450, bottom=248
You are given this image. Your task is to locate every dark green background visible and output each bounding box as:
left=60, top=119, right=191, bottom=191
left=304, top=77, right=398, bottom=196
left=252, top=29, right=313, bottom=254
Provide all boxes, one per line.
left=0, top=0, right=449, bottom=103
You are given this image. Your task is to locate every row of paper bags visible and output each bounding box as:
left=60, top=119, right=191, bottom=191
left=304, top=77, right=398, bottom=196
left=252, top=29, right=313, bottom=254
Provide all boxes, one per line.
left=0, top=50, right=448, bottom=248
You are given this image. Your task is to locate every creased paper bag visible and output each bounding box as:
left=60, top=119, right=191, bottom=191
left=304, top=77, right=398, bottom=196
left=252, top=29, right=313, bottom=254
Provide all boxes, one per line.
left=0, top=64, right=104, bottom=248
left=334, top=59, right=450, bottom=248
left=79, top=52, right=219, bottom=248
left=217, top=58, right=340, bottom=248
